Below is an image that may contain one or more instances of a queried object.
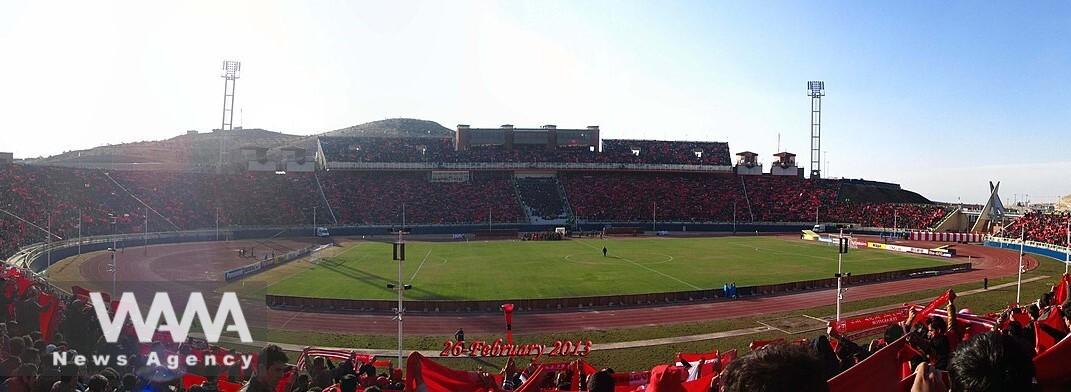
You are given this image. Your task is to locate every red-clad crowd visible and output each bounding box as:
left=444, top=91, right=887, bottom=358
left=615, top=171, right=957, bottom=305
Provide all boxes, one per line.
left=107, top=171, right=329, bottom=228
left=2, top=164, right=956, bottom=262
left=1006, top=212, right=1071, bottom=247
left=560, top=173, right=742, bottom=223
left=319, top=171, right=524, bottom=226
left=826, top=203, right=949, bottom=230
left=558, top=172, right=947, bottom=230
left=0, top=165, right=145, bottom=258
left=741, top=176, right=840, bottom=222
left=600, top=140, right=732, bottom=166
left=0, top=165, right=335, bottom=259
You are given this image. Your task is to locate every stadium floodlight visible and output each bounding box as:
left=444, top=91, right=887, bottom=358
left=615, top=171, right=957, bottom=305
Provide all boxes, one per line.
left=808, top=80, right=825, bottom=179
left=807, top=81, right=825, bottom=96
left=218, top=60, right=241, bottom=173
left=221, top=61, right=241, bottom=78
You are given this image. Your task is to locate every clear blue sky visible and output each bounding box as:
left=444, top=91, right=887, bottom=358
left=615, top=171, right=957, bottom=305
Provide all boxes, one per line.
left=1, top=1, right=1068, bottom=203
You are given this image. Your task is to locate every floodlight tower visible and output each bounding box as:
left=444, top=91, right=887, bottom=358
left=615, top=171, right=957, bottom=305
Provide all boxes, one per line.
left=219, top=60, right=241, bottom=172
left=807, top=81, right=825, bottom=179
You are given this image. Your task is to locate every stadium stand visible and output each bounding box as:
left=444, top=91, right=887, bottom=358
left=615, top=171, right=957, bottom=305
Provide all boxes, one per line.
left=827, top=203, right=949, bottom=230
left=560, top=172, right=741, bottom=222
left=740, top=175, right=840, bottom=222
left=2, top=163, right=953, bottom=260
left=514, top=177, right=569, bottom=221
left=0, top=165, right=146, bottom=258
left=318, top=137, right=734, bottom=166
left=1006, top=212, right=1071, bottom=246
left=600, top=139, right=732, bottom=166
left=317, top=137, right=452, bottom=163
left=319, top=171, right=524, bottom=225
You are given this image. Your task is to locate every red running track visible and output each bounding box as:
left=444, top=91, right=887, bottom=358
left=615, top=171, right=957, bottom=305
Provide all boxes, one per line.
left=71, top=238, right=1035, bottom=336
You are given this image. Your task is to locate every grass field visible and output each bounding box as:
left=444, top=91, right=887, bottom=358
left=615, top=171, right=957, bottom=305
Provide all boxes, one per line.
left=266, top=236, right=951, bottom=300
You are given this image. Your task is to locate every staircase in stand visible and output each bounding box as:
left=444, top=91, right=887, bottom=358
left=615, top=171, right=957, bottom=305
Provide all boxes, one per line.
left=514, top=175, right=570, bottom=224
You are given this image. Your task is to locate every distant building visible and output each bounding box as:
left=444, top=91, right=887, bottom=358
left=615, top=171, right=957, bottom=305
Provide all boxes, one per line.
left=281, top=147, right=314, bottom=172
left=0, top=152, right=12, bottom=165
left=734, top=151, right=761, bottom=175
left=456, top=124, right=601, bottom=152
left=239, top=146, right=274, bottom=172
left=770, top=152, right=804, bottom=177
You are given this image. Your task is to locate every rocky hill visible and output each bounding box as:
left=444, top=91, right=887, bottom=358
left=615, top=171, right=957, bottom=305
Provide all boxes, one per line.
left=26, top=118, right=453, bottom=170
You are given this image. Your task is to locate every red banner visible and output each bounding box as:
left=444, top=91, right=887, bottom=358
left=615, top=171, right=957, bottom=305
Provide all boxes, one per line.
left=910, top=290, right=952, bottom=325
left=404, top=352, right=496, bottom=392
left=828, top=336, right=909, bottom=392
left=182, top=374, right=241, bottom=392
left=1035, top=333, right=1071, bottom=391
left=677, top=351, right=719, bottom=363
left=830, top=307, right=908, bottom=335
left=1034, top=308, right=1068, bottom=354
left=405, top=352, right=547, bottom=392
left=37, top=291, right=60, bottom=341
left=1054, top=274, right=1070, bottom=305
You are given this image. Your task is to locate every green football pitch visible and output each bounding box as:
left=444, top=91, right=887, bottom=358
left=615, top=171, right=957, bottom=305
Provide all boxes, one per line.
left=266, top=236, right=951, bottom=300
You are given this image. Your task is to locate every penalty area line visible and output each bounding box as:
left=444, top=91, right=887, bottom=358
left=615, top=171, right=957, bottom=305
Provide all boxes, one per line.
left=408, top=249, right=433, bottom=283
left=617, top=255, right=702, bottom=290
left=571, top=237, right=701, bottom=290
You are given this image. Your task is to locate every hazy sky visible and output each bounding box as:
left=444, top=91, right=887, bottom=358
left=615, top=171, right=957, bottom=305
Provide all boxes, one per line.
left=1, top=1, right=1068, bottom=204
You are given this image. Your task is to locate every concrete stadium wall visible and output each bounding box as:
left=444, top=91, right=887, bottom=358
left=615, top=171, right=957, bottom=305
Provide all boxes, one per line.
left=265, top=263, right=971, bottom=314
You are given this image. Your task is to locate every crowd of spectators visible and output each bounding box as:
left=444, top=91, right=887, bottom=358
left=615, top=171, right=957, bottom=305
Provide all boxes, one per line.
left=0, top=266, right=249, bottom=392
left=318, top=137, right=453, bottom=163
left=317, top=137, right=733, bottom=166
left=319, top=171, right=524, bottom=226
left=2, top=163, right=958, bottom=262
left=0, top=165, right=147, bottom=258
left=826, top=203, right=949, bottom=230
left=514, top=178, right=567, bottom=221
left=0, top=165, right=335, bottom=260
left=107, top=171, right=330, bottom=229
left=394, top=279, right=1071, bottom=391
left=600, top=140, right=732, bottom=166
left=1006, top=212, right=1071, bottom=246
left=0, top=265, right=409, bottom=392
left=559, top=172, right=948, bottom=230
left=741, top=176, right=840, bottom=222
left=560, top=172, right=742, bottom=223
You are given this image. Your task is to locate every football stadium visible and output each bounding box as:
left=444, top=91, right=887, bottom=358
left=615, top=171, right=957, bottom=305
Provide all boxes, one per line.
left=4, top=117, right=1068, bottom=391
left=2, top=3, right=1071, bottom=392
